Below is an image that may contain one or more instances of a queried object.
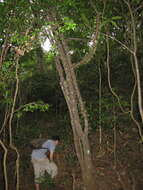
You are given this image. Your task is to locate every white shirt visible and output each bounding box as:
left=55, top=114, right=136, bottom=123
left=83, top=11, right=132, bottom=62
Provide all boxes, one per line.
left=31, top=139, right=56, bottom=159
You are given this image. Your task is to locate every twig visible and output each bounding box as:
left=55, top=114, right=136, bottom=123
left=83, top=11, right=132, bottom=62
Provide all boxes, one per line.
left=0, top=24, right=11, bottom=68
left=123, top=0, right=143, bottom=140
left=113, top=101, right=117, bottom=168
left=102, top=32, right=134, bottom=54
left=98, top=62, right=102, bottom=147
left=0, top=139, right=8, bottom=190
left=130, top=55, right=143, bottom=141
left=8, top=55, right=20, bottom=190
left=0, top=105, right=10, bottom=135
left=106, top=36, right=130, bottom=114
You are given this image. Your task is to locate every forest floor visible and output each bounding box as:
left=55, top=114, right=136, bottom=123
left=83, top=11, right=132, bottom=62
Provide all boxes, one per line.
left=0, top=117, right=143, bottom=190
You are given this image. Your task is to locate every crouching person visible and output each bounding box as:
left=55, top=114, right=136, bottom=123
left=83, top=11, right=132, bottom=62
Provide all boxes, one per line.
left=31, top=136, right=60, bottom=190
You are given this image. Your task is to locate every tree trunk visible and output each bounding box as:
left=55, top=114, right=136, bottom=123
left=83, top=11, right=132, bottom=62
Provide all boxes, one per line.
left=54, top=38, right=97, bottom=190
left=46, top=9, right=99, bottom=189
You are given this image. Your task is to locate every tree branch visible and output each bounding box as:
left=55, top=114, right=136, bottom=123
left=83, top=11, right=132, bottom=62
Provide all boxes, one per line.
left=124, top=0, right=143, bottom=125
left=74, top=14, right=100, bottom=69
left=102, top=32, right=134, bottom=54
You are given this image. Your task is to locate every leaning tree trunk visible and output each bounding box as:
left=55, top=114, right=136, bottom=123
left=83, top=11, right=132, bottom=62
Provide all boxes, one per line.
left=47, top=10, right=100, bottom=190
left=54, top=39, right=97, bottom=190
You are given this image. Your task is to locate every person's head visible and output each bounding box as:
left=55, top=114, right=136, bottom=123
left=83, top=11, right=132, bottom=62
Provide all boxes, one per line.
left=51, top=136, right=60, bottom=145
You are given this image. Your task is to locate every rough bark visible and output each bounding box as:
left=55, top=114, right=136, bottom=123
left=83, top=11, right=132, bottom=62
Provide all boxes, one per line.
left=55, top=39, right=97, bottom=190
left=47, top=10, right=100, bottom=190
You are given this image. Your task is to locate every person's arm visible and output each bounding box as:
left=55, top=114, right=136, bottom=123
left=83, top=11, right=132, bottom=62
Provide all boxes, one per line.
left=49, top=151, right=54, bottom=162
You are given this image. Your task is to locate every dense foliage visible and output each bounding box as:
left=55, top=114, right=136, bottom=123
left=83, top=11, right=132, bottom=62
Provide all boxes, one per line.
left=0, top=0, right=143, bottom=189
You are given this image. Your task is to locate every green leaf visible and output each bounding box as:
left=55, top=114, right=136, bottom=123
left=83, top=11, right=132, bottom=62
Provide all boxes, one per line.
left=111, top=16, right=122, bottom=20
left=111, top=21, right=118, bottom=28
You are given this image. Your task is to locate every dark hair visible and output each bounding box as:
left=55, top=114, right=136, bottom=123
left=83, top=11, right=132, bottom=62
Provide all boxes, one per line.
left=51, top=136, right=60, bottom=141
